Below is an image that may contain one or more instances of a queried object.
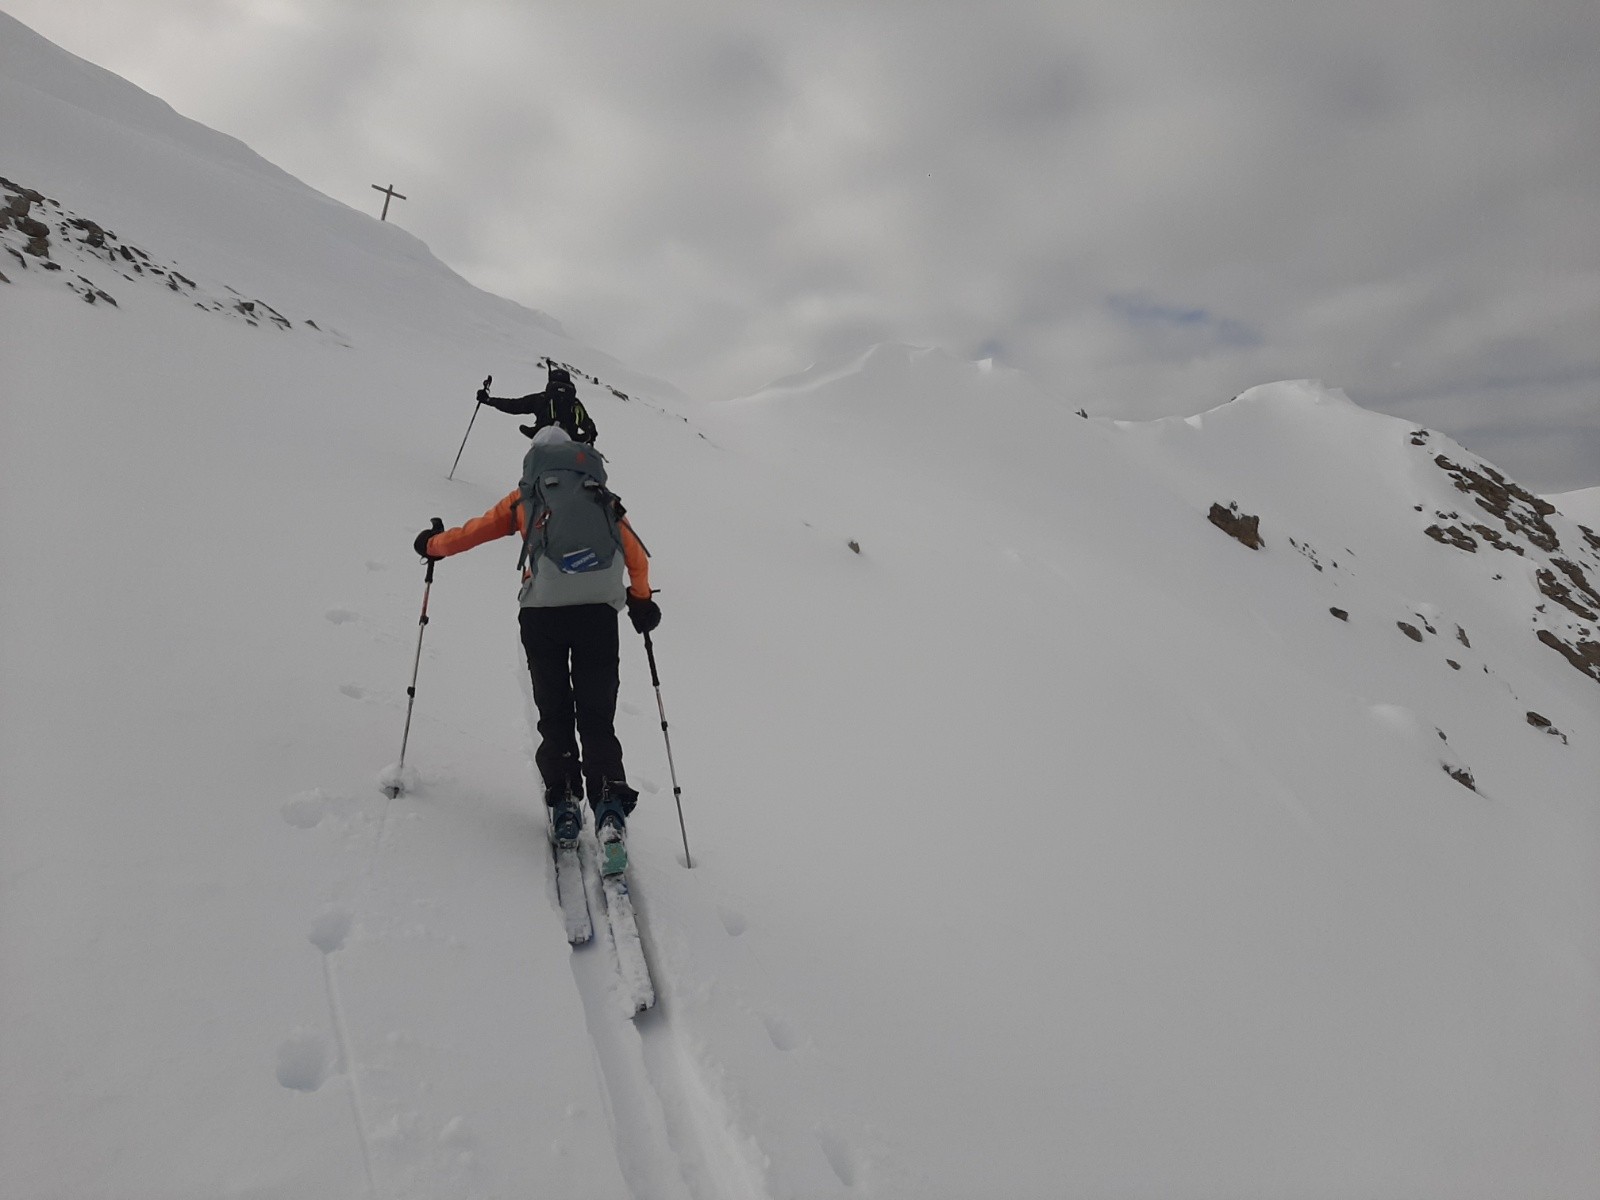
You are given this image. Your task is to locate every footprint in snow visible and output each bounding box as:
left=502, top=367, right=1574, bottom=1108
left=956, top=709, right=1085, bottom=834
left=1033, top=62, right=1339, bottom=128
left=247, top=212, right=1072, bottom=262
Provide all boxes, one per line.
left=761, top=1012, right=799, bottom=1052
left=325, top=608, right=359, bottom=625
left=717, top=906, right=748, bottom=937
left=339, top=683, right=366, bottom=700
left=309, top=909, right=353, bottom=954
left=364, top=561, right=387, bottom=572
left=276, top=1029, right=334, bottom=1092
left=281, top=788, right=331, bottom=829
left=817, top=1127, right=858, bottom=1187
left=618, top=700, right=643, bottom=716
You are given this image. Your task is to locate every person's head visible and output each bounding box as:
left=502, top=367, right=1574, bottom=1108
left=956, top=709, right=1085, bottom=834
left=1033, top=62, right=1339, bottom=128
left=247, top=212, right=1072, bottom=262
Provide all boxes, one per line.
left=523, top=422, right=573, bottom=445
left=546, top=366, right=574, bottom=393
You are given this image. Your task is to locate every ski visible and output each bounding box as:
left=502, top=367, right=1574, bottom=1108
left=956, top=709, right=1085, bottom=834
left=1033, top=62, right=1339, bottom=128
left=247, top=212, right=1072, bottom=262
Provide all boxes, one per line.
left=553, top=840, right=593, bottom=944
left=594, top=822, right=654, bottom=1013
left=601, top=868, right=655, bottom=1016
left=550, top=805, right=592, bottom=945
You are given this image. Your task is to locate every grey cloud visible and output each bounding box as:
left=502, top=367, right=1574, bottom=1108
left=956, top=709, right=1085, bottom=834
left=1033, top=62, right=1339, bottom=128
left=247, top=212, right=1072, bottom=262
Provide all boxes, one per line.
left=8, top=0, right=1598, bottom=488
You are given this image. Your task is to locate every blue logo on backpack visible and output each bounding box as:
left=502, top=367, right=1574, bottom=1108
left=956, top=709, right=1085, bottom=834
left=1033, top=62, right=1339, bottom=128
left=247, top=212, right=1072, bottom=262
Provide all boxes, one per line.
left=559, top=547, right=602, bottom=573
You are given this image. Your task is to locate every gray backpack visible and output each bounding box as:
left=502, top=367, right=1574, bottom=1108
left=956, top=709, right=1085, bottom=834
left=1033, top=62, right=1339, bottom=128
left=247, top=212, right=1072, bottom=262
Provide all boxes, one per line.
left=514, top=438, right=627, bottom=608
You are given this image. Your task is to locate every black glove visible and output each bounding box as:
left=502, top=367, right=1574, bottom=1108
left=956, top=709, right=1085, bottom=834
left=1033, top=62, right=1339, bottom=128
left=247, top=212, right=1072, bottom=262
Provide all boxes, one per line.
left=414, top=526, right=442, bottom=560
left=626, top=594, right=661, bottom=634
left=475, top=386, right=489, bottom=405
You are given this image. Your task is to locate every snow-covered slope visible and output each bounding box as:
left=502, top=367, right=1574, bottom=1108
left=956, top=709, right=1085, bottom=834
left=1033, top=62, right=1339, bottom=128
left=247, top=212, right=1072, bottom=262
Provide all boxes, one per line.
left=3, top=14, right=1598, bottom=1200
left=1551, top=485, right=1600, bottom=531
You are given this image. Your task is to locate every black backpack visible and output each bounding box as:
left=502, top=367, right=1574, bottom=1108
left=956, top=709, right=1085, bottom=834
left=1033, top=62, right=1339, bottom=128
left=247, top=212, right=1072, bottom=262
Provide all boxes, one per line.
left=537, top=368, right=597, bottom=444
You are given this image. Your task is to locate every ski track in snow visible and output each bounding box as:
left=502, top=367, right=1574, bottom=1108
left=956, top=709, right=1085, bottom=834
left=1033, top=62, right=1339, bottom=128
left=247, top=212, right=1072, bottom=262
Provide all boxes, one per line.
left=571, top=844, right=779, bottom=1200
left=275, top=770, right=397, bottom=1194
left=312, top=908, right=380, bottom=1199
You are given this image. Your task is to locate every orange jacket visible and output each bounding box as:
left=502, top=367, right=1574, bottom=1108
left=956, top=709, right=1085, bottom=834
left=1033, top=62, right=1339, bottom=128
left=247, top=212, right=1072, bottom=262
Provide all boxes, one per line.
left=425, top=489, right=652, bottom=601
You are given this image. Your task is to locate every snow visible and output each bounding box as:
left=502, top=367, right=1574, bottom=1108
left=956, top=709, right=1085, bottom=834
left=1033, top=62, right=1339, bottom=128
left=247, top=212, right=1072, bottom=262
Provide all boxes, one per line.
left=1550, top=485, right=1600, bottom=531
left=3, top=11, right=1599, bottom=1199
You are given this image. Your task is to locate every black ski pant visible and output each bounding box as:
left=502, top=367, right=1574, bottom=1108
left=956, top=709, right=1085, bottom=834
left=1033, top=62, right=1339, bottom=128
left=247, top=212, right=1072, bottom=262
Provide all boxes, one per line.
left=518, top=603, right=624, bottom=808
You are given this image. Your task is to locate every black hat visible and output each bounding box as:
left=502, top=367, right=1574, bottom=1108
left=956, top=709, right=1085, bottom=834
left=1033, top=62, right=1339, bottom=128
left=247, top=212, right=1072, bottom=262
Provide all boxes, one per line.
left=547, top=366, right=573, bottom=387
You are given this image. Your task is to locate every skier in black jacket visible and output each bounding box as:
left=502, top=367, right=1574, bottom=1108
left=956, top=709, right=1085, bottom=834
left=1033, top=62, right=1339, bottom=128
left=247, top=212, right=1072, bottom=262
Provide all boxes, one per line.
left=478, top=365, right=598, bottom=444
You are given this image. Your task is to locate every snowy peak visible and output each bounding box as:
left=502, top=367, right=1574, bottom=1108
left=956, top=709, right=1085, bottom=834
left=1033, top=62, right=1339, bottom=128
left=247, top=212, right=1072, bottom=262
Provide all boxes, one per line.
left=1128, top=381, right=1600, bottom=691
left=0, top=10, right=701, bottom=407
left=1213, top=377, right=1366, bottom=416
left=0, top=8, right=565, bottom=354
left=742, top=340, right=1034, bottom=402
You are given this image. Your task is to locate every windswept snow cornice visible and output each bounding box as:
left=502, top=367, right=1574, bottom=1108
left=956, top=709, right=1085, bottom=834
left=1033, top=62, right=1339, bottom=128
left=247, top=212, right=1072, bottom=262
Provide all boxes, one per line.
left=736, top=341, right=1032, bottom=402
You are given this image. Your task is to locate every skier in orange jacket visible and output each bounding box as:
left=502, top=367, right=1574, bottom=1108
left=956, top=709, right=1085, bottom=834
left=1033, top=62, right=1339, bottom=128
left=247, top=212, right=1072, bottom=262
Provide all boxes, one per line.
left=413, top=425, right=659, bottom=846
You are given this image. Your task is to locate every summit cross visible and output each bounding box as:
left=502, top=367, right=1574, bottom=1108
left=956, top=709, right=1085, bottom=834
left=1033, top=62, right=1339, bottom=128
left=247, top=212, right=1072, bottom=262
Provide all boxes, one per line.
left=371, top=183, right=407, bottom=221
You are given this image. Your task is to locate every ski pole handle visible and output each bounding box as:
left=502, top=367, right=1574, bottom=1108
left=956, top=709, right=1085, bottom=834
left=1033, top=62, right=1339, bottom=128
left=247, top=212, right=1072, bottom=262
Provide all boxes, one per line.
left=423, top=516, right=443, bottom=582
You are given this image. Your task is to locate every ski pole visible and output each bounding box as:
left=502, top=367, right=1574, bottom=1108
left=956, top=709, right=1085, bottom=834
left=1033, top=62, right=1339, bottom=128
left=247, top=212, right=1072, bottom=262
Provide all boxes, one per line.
left=386, top=517, right=444, bottom=798
left=642, top=628, right=692, bottom=868
left=447, top=375, right=491, bottom=480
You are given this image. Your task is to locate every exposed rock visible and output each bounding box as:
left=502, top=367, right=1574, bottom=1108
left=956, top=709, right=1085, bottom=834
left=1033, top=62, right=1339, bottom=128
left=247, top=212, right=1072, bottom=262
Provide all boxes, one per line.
left=1208, top=502, right=1262, bottom=549
left=1288, top=537, right=1330, bottom=571
left=1536, top=560, right=1600, bottom=623
left=1425, top=524, right=1478, bottom=551
left=1526, top=712, right=1569, bottom=743
left=1426, top=518, right=1526, bottom=555
left=1330, top=607, right=1349, bottom=621
left=66, top=216, right=108, bottom=249
left=1536, top=630, right=1600, bottom=683
left=1443, top=764, right=1477, bottom=791
left=1434, top=454, right=1559, bottom=552
left=66, top=275, right=117, bottom=305
left=1, top=175, right=328, bottom=338
left=1397, top=622, right=1424, bottom=642
left=17, top=213, right=51, bottom=258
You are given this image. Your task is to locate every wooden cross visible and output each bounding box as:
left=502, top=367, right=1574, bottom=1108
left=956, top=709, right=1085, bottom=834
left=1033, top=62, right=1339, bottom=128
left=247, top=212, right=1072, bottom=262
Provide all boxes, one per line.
left=371, top=183, right=407, bottom=221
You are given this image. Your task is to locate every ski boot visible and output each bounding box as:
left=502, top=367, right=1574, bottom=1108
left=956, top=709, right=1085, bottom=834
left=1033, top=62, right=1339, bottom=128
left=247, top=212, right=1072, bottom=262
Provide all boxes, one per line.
left=593, top=782, right=638, bottom=876
left=545, top=787, right=583, bottom=849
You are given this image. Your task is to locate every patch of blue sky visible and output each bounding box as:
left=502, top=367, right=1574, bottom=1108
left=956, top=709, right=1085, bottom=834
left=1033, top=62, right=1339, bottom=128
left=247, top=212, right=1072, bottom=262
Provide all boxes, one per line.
left=1107, top=294, right=1261, bottom=349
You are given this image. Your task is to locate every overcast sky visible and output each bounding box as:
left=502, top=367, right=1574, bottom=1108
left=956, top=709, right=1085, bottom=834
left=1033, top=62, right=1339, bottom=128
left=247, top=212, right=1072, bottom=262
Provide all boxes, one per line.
left=8, top=0, right=1599, bottom=490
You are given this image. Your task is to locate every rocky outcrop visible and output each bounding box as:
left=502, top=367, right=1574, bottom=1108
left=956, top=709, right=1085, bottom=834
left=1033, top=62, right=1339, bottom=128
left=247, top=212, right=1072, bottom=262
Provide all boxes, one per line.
left=0, top=174, right=335, bottom=338
left=1208, top=502, right=1263, bottom=549
left=1414, top=444, right=1600, bottom=689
